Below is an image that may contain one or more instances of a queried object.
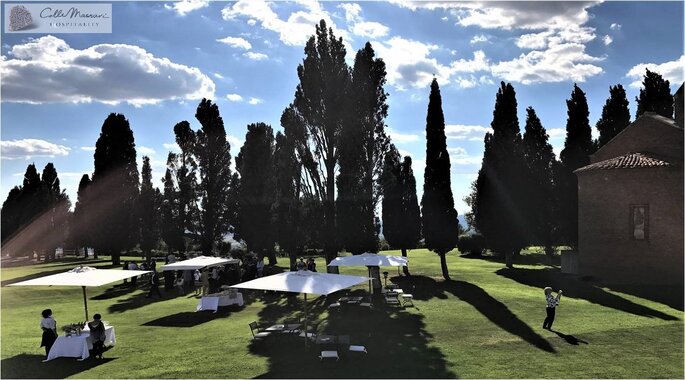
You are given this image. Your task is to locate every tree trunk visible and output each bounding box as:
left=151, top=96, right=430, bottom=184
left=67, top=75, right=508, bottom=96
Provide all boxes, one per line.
left=505, top=251, right=513, bottom=268
left=439, top=253, right=450, bottom=280
left=324, top=162, right=337, bottom=272
left=267, top=250, right=277, bottom=266
left=289, top=253, right=297, bottom=271
left=401, top=248, right=411, bottom=276
left=112, top=251, right=120, bottom=266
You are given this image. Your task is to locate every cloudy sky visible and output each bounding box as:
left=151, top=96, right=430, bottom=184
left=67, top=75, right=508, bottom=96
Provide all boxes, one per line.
left=1, top=0, right=683, bottom=216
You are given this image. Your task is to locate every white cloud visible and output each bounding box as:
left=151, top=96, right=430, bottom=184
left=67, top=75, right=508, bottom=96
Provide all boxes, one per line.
left=450, top=50, right=490, bottom=73
left=1, top=139, right=71, bottom=160
left=441, top=16, right=448, bottom=21
left=81, top=146, right=96, bottom=151
left=452, top=155, right=483, bottom=166
left=222, top=0, right=347, bottom=47
left=372, top=36, right=449, bottom=90
left=448, top=147, right=468, bottom=156
left=339, top=3, right=362, bottom=23
left=243, top=52, right=268, bottom=61
left=138, top=146, right=156, bottom=156
left=602, top=35, right=613, bottom=46
left=547, top=128, right=566, bottom=138
left=470, top=34, right=489, bottom=44
left=226, top=93, right=243, bottom=102
left=163, top=143, right=181, bottom=152
left=626, top=55, right=685, bottom=89
left=1, top=36, right=215, bottom=106
left=610, top=23, right=621, bottom=31
left=216, top=36, right=252, bottom=50
left=214, top=73, right=224, bottom=80
left=248, top=97, right=263, bottom=105
left=352, top=22, right=389, bottom=39
left=227, top=135, right=244, bottom=150
left=444, top=124, right=492, bottom=140
left=387, top=128, right=420, bottom=143
left=164, top=0, right=208, bottom=16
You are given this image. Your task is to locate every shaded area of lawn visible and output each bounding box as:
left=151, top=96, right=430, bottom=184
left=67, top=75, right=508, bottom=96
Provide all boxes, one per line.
left=496, top=267, right=680, bottom=320
left=393, top=275, right=555, bottom=353
left=142, top=307, right=243, bottom=328
left=248, top=295, right=457, bottom=378
left=0, top=354, right=116, bottom=379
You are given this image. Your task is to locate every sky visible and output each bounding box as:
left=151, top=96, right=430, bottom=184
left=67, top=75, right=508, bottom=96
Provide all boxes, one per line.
left=1, top=0, right=684, bottom=217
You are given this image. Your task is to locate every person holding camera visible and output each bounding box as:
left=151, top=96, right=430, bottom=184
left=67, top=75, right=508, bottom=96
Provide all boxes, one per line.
left=543, top=287, right=562, bottom=330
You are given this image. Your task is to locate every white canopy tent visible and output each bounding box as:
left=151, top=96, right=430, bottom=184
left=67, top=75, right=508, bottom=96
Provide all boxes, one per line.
left=231, top=270, right=369, bottom=348
left=160, top=256, right=239, bottom=271
left=328, top=252, right=408, bottom=291
left=9, top=266, right=150, bottom=320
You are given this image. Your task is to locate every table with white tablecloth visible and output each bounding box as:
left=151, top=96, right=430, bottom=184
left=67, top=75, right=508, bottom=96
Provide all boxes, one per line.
left=46, top=325, right=116, bottom=361
left=196, top=292, right=244, bottom=312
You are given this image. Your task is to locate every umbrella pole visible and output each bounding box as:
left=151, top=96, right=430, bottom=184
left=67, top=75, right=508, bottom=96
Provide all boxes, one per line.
left=368, top=267, right=372, bottom=294
left=82, top=286, right=89, bottom=321
left=303, top=293, right=308, bottom=350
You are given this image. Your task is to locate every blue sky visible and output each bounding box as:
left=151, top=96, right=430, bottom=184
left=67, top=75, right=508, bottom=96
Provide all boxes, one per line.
left=1, top=0, right=683, bottom=216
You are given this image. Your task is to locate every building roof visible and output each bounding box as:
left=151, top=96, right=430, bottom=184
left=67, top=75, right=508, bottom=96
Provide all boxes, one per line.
left=575, top=152, right=677, bottom=174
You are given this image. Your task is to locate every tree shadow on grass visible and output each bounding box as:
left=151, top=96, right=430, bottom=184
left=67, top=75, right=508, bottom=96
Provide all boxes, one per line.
left=496, top=267, right=680, bottom=320
left=0, top=353, right=116, bottom=379
left=141, top=307, right=241, bottom=328
left=461, top=252, right=560, bottom=267
left=602, top=283, right=683, bottom=312
left=393, top=276, right=555, bottom=353
left=250, top=299, right=456, bottom=378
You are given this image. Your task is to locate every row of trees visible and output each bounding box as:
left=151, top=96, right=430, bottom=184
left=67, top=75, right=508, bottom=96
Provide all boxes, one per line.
left=466, top=69, right=676, bottom=266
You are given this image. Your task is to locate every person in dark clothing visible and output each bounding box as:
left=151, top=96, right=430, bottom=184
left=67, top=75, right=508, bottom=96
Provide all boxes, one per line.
left=542, top=287, right=562, bottom=330
left=87, top=313, right=106, bottom=359
left=122, top=261, right=129, bottom=285
left=40, top=309, right=58, bottom=362
left=146, top=270, right=162, bottom=298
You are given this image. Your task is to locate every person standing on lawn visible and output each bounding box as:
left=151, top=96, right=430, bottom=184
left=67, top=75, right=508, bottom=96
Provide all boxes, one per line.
left=543, top=286, right=562, bottom=330
left=146, top=269, right=162, bottom=298
left=40, top=309, right=58, bottom=362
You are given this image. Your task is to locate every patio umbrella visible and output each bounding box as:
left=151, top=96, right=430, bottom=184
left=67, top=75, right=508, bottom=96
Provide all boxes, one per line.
left=328, top=252, right=408, bottom=292
left=230, top=270, right=369, bottom=349
left=9, top=266, right=150, bottom=320
left=160, top=256, right=240, bottom=271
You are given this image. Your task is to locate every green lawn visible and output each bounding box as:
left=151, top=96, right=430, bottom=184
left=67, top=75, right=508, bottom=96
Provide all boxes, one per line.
left=1, top=250, right=682, bottom=378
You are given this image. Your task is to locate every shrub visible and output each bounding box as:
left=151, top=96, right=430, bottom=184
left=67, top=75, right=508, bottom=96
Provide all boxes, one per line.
left=457, top=234, right=486, bottom=256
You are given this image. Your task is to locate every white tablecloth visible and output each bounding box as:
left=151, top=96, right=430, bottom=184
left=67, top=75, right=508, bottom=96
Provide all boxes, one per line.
left=47, top=326, right=116, bottom=361
left=196, top=293, right=244, bottom=312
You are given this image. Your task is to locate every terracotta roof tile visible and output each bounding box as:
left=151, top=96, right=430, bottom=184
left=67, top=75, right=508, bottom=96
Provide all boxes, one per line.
left=574, top=152, right=676, bottom=173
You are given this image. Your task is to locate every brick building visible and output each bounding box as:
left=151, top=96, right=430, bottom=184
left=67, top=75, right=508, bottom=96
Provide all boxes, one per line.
left=574, top=99, right=684, bottom=284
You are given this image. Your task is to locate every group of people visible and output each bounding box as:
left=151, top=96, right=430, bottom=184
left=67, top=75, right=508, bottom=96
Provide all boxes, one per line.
left=39, top=309, right=107, bottom=362
left=295, top=257, right=317, bottom=272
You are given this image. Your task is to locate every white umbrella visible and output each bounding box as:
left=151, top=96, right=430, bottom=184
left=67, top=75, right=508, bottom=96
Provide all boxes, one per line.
left=9, top=266, right=150, bottom=320
left=160, top=256, right=239, bottom=271
left=328, top=252, right=408, bottom=291
left=231, top=270, right=369, bottom=348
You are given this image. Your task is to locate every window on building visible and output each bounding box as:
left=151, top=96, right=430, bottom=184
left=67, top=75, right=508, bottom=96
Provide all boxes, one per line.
left=630, top=205, right=649, bottom=240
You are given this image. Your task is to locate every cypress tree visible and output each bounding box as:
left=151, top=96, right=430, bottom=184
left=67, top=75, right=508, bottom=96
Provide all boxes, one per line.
left=596, top=84, right=631, bottom=148
left=139, top=156, right=160, bottom=262
left=161, top=158, right=184, bottom=255
left=421, top=79, right=460, bottom=280
left=559, top=84, right=594, bottom=248
left=173, top=121, right=199, bottom=247
left=195, top=99, right=234, bottom=256
left=636, top=69, right=673, bottom=119
left=91, top=113, right=140, bottom=265
left=274, top=131, right=302, bottom=270
left=382, top=145, right=421, bottom=275
left=522, top=107, right=557, bottom=255
left=72, top=174, right=93, bottom=252
left=236, top=123, right=277, bottom=263
left=470, top=82, right=527, bottom=267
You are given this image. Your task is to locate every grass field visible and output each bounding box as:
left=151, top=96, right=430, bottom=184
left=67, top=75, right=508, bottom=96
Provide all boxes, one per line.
left=1, top=250, right=683, bottom=378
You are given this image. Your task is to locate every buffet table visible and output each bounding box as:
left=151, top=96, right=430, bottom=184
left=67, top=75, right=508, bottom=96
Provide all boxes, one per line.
left=46, top=325, right=115, bottom=361
left=196, top=292, right=244, bottom=312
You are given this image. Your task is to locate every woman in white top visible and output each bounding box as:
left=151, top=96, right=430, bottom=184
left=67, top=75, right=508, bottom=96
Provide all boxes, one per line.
left=40, top=309, right=57, bottom=361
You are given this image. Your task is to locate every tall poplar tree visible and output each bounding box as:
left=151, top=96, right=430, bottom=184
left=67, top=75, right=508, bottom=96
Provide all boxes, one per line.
left=596, top=84, right=631, bottom=148
left=274, top=131, right=302, bottom=270
left=559, top=84, right=594, bottom=247
left=173, top=121, right=199, bottom=246
left=382, top=145, right=421, bottom=275
left=91, top=113, right=140, bottom=265
left=195, top=99, right=234, bottom=256
left=469, top=82, right=527, bottom=267
left=337, top=42, right=389, bottom=254
left=287, top=20, right=350, bottom=266
left=522, top=107, right=557, bottom=255
left=636, top=69, right=673, bottom=119
left=236, top=123, right=277, bottom=263
left=139, top=156, right=160, bottom=261
left=421, top=79, right=460, bottom=280
left=72, top=174, right=93, bottom=252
